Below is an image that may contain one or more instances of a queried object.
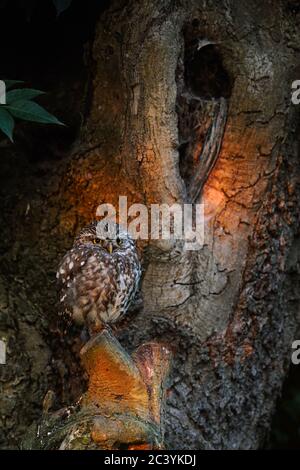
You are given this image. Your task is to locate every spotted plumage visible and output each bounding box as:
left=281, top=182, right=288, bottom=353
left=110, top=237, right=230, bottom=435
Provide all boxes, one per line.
left=57, top=222, right=141, bottom=334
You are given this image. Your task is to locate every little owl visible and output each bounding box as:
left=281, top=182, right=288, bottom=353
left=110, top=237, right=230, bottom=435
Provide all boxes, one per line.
left=57, top=221, right=141, bottom=335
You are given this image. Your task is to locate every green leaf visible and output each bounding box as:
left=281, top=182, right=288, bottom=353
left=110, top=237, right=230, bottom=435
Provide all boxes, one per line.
left=6, top=88, right=45, bottom=104
left=52, top=0, right=72, bottom=16
left=4, top=80, right=24, bottom=90
left=5, top=100, right=64, bottom=125
left=0, top=107, right=14, bottom=141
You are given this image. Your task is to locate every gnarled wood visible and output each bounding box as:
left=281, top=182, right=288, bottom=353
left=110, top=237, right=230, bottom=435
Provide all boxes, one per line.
left=23, top=330, right=172, bottom=450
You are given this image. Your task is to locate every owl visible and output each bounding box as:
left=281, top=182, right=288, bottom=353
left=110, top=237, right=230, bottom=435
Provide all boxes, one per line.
left=57, top=221, right=141, bottom=335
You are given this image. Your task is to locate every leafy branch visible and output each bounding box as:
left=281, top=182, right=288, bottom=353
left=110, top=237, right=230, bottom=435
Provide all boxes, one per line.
left=52, top=0, right=73, bottom=16
left=0, top=80, right=64, bottom=142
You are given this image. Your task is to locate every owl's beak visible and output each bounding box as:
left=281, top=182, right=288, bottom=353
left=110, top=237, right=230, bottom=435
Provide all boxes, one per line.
left=108, top=242, right=113, bottom=254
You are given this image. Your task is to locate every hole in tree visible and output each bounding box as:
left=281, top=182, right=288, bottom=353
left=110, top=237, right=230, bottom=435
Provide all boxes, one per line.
left=176, top=35, right=232, bottom=190
left=185, top=42, right=232, bottom=99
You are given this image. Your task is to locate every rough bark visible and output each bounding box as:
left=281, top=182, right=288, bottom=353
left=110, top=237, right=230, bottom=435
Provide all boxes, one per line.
left=0, top=0, right=300, bottom=450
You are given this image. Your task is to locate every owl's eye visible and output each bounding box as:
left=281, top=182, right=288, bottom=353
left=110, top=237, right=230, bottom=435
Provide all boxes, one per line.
left=94, top=238, right=101, bottom=244
left=116, top=237, right=123, bottom=246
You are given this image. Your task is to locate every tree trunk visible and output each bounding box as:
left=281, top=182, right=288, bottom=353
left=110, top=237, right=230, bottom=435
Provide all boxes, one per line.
left=1, top=0, right=300, bottom=450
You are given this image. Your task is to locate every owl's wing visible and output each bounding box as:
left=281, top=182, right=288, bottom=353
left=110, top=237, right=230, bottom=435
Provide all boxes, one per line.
left=57, top=246, right=91, bottom=291
left=57, top=246, right=90, bottom=321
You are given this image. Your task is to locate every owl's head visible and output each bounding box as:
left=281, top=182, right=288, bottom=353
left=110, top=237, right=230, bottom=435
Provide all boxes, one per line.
left=74, top=221, right=136, bottom=254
